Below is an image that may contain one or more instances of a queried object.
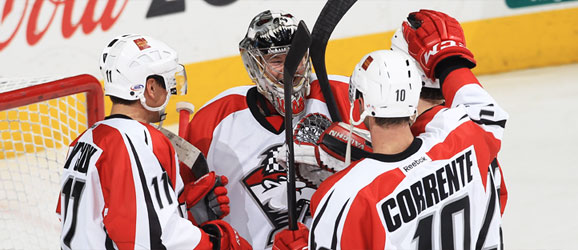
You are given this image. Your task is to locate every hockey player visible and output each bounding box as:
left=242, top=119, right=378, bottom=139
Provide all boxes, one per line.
left=390, top=22, right=508, bottom=216
left=274, top=10, right=508, bottom=250
left=56, top=34, right=250, bottom=249
left=182, top=10, right=359, bottom=249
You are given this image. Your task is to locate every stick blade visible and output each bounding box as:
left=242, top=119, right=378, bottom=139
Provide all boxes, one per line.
left=310, top=0, right=357, bottom=53
left=310, top=0, right=357, bottom=122
left=158, top=126, right=209, bottom=179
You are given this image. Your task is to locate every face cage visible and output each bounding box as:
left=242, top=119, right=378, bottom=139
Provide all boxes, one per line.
left=246, top=47, right=312, bottom=116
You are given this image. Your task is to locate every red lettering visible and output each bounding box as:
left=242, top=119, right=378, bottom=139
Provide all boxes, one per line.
left=0, top=0, right=128, bottom=52
left=99, top=0, right=128, bottom=30
left=62, top=0, right=129, bottom=37
left=2, top=0, right=15, bottom=22
left=26, top=0, right=59, bottom=46
left=0, top=0, right=28, bottom=51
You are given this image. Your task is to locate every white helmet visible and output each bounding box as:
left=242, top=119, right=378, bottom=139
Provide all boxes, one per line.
left=348, top=50, right=422, bottom=125
left=239, top=10, right=311, bottom=116
left=99, top=34, right=187, bottom=113
left=390, top=27, right=440, bottom=90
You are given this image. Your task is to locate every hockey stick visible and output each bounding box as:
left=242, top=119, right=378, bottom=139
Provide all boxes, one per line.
left=158, top=126, right=209, bottom=179
left=310, top=0, right=358, bottom=123
left=284, top=20, right=311, bottom=231
left=176, top=101, right=195, bottom=138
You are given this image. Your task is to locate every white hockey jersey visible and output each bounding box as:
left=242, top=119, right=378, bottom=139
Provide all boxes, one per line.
left=56, top=115, right=207, bottom=250
left=183, top=75, right=357, bottom=249
left=310, top=68, right=508, bottom=250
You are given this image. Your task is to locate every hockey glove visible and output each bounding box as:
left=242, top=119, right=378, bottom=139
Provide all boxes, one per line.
left=181, top=171, right=230, bottom=225
left=402, top=9, right=476, bottom=80
left=201, top=220, right=252, bottom=250
left=273, top=222, right=309, bottom=250
left=317, top=122, right=372, bottom=173
left=276, top=121, right=372, bottom=187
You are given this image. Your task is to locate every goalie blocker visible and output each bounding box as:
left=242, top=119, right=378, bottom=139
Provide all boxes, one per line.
left=318, top=122, right=372, bottom=171
left=277, top=113, right=372, bottom=187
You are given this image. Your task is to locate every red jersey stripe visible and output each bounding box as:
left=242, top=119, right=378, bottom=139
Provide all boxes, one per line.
left=341, top=168, right=405, bottom=249
left=185, top=94, right=248, bottom=156
left=442, top=68, right=481, bottom=107
left=92, top=124, right=138, bottom=250
left=426, top=121, right=501, bottom=189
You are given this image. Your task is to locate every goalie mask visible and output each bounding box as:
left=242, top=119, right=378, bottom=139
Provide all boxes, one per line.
left=390, top=27, right=441, bottom=90
left=100, top=34, right=187, bottom=119
left=349, top=50, right=422, bottom=125
left=239, top=10, right=311, bottom=116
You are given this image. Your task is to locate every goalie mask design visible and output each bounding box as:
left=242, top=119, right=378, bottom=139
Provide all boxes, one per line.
left=100, top=34, right=187, bottom=117
left=239, top=10, right=311, bottom=116
left=349, top=50, right=422, bottom=125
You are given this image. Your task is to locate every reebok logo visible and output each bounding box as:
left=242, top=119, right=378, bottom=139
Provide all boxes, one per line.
left=423, top=40, right=463, bottom=64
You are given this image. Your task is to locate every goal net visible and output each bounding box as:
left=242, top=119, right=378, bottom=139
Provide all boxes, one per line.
left=0, top=75, right=104, bottom=249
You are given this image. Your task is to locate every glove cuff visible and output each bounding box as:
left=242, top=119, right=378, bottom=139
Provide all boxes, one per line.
left=434, top=55, right=476, bottom=85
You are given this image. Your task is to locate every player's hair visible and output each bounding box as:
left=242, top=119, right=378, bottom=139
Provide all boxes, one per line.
left=109, top=96, right=137, bottom=105
left=373, top=117, right=410, bottom=127
left=109, top=75, right=165, bottom=105
left=148, top=75, right=166, bottom=90
left=420, top=87, right=444, bottom=101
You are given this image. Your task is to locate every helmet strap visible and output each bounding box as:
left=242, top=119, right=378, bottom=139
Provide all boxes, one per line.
left=346, top=101, right=368, bottom=166
left=140, top=90, right=171, bottom=121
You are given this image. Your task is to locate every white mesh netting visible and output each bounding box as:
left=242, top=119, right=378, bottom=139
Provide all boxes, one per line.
left=0, top=76, right=89, bottom=249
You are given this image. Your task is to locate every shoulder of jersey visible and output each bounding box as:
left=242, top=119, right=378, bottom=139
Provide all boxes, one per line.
left=310, top=73, right=350, bottom=85
left=308, top=74, right=350, bottom=100
left=87, top=119, right=136, bottom=147
left=199, top=85, right=253, bottom=110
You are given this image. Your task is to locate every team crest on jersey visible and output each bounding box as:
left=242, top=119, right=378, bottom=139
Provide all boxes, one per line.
left=242, top=144, right=316, bottom=246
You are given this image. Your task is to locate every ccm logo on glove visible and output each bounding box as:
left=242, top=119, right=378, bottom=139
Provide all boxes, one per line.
left=424, top=40, right=465, bottom=64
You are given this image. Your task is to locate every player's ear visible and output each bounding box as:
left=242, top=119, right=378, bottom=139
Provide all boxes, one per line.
left=144, top=77, right=162, bottom=99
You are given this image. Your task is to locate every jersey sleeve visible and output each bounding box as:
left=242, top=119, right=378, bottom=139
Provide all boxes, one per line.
left=419, top=68, right=508, bottom=198
left=94, top=125, right=207, bottom=249
left=442, top=68, right=509, bottom=144
left=423, top=68, right=508, bottom=161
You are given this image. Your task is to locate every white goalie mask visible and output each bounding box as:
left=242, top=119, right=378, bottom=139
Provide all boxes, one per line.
left=348, top=50, right=422, bottom=125
left=390, top=27, right=441, bottom=90
left=99, top=34, right=187, bottom=118
left=239, top=10, right=311, bottom=116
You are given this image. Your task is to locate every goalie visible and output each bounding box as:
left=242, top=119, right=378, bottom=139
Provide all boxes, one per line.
left=181, top=10, right=366, bottom=250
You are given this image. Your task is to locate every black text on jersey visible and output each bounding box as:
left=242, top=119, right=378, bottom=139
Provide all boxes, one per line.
left=381, top=149, right=475, bottom=232
left=63, top=142, right=98, bottom=174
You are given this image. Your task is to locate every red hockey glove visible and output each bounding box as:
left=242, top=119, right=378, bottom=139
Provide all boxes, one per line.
left=201, top=220, right=252, bottom=250
left=180, top=171, right=230, bottom=225
left=273, top=223, right=309, bottom=250
left=402, top=9, right=476, bottom=80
